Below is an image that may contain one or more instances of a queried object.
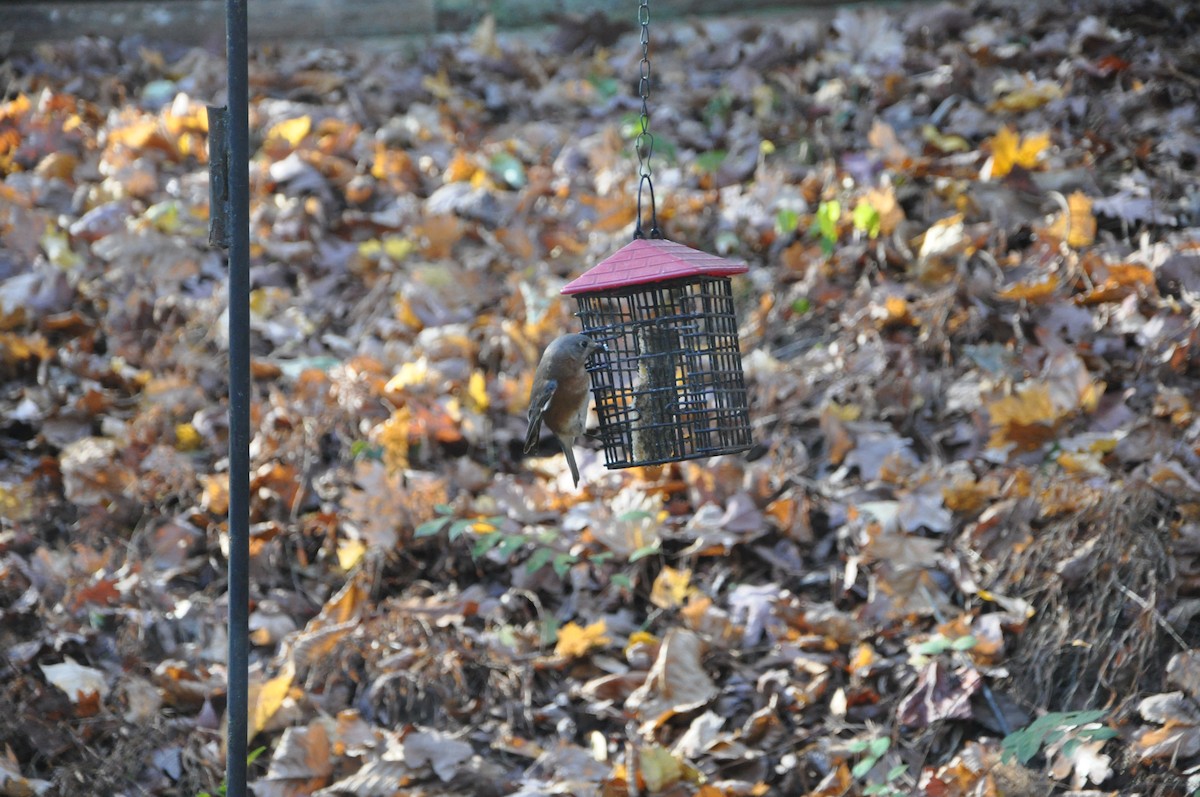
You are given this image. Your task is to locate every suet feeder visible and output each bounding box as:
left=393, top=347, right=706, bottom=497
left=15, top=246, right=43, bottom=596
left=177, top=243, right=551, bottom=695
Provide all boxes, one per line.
left=561, top=0, right=753, bottom=469
left=562, top=238, right=753, bottom=468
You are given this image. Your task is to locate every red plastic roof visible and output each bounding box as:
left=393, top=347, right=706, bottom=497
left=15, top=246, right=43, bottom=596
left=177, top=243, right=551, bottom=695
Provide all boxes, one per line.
left=561, top=238, right=747, bottom=295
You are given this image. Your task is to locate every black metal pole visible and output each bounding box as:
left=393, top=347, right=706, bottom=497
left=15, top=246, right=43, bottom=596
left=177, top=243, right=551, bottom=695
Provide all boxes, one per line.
left=224, top=0, right=251, bottom=794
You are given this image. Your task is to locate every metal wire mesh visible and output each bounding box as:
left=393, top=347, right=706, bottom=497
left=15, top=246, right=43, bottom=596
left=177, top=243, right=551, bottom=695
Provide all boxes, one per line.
left=576, top=276, right=752, bottom=468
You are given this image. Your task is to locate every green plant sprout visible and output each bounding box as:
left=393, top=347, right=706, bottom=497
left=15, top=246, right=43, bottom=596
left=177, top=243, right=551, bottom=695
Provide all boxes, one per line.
left=197, top=746, right=266, bottom=797
left=847, top=736, right=907, bottom=796
left=1001, top=710, right=1118, bottom=766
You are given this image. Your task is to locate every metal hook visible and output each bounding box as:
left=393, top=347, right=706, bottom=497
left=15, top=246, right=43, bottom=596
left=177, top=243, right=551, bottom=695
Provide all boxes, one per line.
left=634, top=174, right=661, bottom=239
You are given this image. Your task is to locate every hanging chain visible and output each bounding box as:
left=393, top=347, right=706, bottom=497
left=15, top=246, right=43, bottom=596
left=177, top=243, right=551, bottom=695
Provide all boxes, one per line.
left=633, top=0, right=660, bottom=239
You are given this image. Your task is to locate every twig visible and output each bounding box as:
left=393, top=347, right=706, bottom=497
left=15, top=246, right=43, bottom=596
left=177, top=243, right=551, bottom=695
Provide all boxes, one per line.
left=1115, top=582, right=1189, bottom=651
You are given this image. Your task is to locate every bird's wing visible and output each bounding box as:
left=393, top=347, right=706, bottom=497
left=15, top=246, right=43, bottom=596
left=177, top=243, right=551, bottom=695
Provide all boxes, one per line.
left=524, top=378, right=558, bottom=453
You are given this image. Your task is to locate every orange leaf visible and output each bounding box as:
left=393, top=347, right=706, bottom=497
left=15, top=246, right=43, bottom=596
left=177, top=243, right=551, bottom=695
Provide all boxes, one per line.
left=986, top=384, right=1063, bottom=451
left=650, top=566, right=695, bottom=610
left=555, top=620, right=610, bottom=658
left=996, top=274, right=1058, bottom=303
left=985, top=126, right=1050, bottom=179
left=1045, top=191, right=1096, bottom=248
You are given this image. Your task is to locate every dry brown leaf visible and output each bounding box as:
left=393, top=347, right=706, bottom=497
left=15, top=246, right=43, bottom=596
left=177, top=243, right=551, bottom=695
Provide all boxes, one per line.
left=627, top=629, right=717, bottom=728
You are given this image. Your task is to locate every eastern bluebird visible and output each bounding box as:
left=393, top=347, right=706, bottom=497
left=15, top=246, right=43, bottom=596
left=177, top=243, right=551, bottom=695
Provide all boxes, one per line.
left=524, top=333, right=605, bottom=487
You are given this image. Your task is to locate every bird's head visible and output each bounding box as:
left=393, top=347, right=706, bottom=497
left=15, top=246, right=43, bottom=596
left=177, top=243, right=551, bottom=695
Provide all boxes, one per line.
left=554, top=333, right=607, bottom=363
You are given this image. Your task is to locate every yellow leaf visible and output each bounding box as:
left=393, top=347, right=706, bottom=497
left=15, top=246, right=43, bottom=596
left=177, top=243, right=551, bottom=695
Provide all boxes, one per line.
left=465, top=370, right=489, bottom=413
left=40, top=227, right=83, bottom=270
left=985, top=126, right=1050, bottom=179
left=1056, top=450, right=1107, bottom=475
left=1046, top=191, right=1096, bottom=248
left=337, top=538, right=366, bottom=570
left=624, top=630, right=659, bottom=659
left=849, top=642, right=876, bottom=672
left=0, top=93, right=31, bottom=121
left=650, top=566, right=694, bottom=610
left=0, top=482, right=31, bottom=521
left=444, top=150, right=479, bottom=183
left=639, top=745, right=684, bottom=793
left=267, top=115, right=311, bottom=148
left=554, top=620, right=610, bottom=658
left=250, top=661, right=295, bottom=740
left=826, top=402, right=861, bottom=422
left=373, top=407, right=412, bottom=471
left=990, top=78, right=1063, bottom=112
left=921, top=124, right=970, bottom=153
left=382, top=236, right=415, bottom=262
left=174, top=423, right=202, bottom=451
left=384, top=358, right=431, bottom=393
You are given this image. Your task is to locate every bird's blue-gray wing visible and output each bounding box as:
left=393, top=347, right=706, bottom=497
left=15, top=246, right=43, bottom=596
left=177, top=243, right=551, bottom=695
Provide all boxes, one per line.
left=524, top=378, right=558, bottom=453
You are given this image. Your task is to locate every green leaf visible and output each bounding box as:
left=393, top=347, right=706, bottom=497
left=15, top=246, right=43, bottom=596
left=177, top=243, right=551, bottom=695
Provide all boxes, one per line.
left=496, top=534, right=528, bottom=557
left=851, top=758, right=875, bottom=778
left=611, top=573, right=632, bottom=590
left=489, top=152, right=527, bottom=189
left=525, top=546, right=556, bottom=574
left=434, top=503, right=453, bottom=515
left=1078, top=726, right=1119, bottom=741
left=1001, top=709, right=1114, bottom=765
left=1043, top=728, right=1067, bottom=747
left=886, top=764, right=907, bottom=780
left=617, top=510, right=655, bottom=523
left=776, top=207, right=800, bottom=235
left=588, top=75, right=620, bottom=99
left=628, top=544, right=660, bottom=562
left=863, top=785, right=887, bottom=796
left=791, top=297, right=811, bottom=315
left=846, top=739, right=870, bottom=753
left=448, top=518, right=474, bottom=541
left=1002, top=729, right=1042, bottom=765
left=590, top=552, right=614, bottom=565
left=912, top=637, right=951, bottom=656
left=415, top=518, right=448, bottom=538
left=539, top=616, right=558, bottom=646
left=694, top=150, right=728, bottom=174
left=950, top=634, right=978, bottom=651
left=816, top=200, right=841, bottom=244
left=552, top=552, right=577, bottom=578
left=868, top=737, right=890, bottom=758
left=1060, top=709, right=1108, bottom=727
left=472, top=533, right=506, bottom=557
left=852, top=200, right=882, bottom=238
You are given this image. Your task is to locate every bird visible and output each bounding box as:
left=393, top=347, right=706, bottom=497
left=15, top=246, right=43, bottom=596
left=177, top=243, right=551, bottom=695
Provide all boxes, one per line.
left=524, top=333, right=606, bottom=487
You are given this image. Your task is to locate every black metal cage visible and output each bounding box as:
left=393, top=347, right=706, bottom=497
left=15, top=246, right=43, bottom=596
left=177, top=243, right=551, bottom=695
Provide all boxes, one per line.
left=575, top=275, right=753, bottom=468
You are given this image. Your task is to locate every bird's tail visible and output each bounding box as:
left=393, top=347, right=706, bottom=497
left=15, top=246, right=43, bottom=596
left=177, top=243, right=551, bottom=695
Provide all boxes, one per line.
left=561, top=439, right=580, bottom=487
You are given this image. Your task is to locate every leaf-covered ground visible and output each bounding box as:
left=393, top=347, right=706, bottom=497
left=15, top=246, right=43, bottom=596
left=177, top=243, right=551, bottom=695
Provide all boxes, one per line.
left=3, top=1, right=1200, bottom=795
